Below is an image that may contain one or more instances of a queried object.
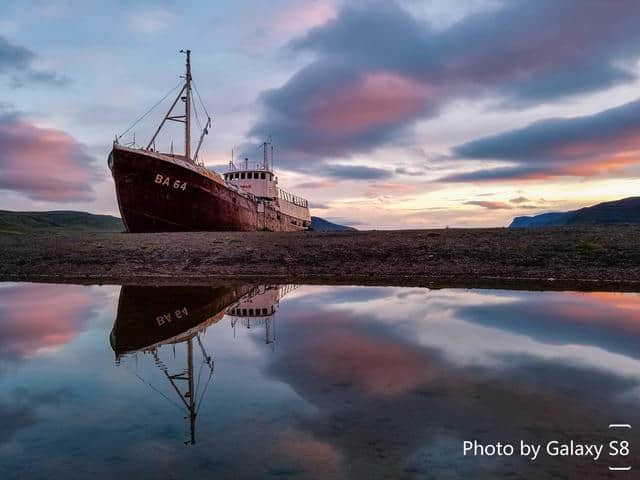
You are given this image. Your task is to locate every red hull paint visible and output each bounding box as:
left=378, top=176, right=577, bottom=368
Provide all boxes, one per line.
left=109, top=146, right=308, bottom=233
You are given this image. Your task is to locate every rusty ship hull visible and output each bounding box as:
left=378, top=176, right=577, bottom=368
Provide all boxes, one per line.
left=109, top=144, right=307, bottom=233
left=110, top=283, right=255, bottom=356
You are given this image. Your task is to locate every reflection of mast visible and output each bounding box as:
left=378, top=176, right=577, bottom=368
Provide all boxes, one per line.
left=110, top=284, right=243, bottom=446
left=110, top=284, right=290, bottom=445
left=151, top=334, right=213, bottom=445
left=227, top=285, right=298, bottom=345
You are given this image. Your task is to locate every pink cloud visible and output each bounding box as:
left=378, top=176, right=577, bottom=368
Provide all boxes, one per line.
left=0, top=284, right=99, bottom=361
left=271, top=1, right=336, bottom=38
left=304, top=333, right=437, bottom=396
left=554, top=292, right=640, bottom=334
left=364, top=182, right=417, bottom=198
left=309, top=72, right=431, bottom=135
left=0, top=112, right=98, bottom=202
left=273, top=429, right=344, bottom=478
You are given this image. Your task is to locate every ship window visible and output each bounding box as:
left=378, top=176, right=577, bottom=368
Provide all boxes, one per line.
left=242, top=309, right=247, bottom=315
left=262, top=308, right=267, bottom=315
left=261, top=172, right=265, bottom=179
left=241, top=173, right=245, bottom=179
left=249, top=308, right=254, bottom=316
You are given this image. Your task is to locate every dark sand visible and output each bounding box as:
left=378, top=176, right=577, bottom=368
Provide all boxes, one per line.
left=1, top=226, right=640, bottom=290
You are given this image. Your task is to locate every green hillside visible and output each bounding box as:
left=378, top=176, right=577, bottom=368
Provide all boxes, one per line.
left=0, top=210, right=124, bottom=234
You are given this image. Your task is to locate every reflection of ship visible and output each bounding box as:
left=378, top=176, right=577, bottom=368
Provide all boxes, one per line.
left=110, top=283, right=297, bottom=444
left=226, top=285, right=298, bottom=345
left=110, top=285, right=253, bottom=356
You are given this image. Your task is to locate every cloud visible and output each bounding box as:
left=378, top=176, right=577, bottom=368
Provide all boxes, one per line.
left=309, top=201, right=329, bottom=209
left=272, top=429, right=344, bottom=478
left=446, top=98, right=640, bottom=182
left=0, top=387, right=73, bottom=446
left=316, top=164, right=392, bottom=180
left=0, top=111, right=99, bottom=202
left=256, top=289, right=640, bottom=477
left=509, top=196, right=529, bottom=204
left=292, top=180, right=337, bottom=190
left=250, top=0, right=640, bottom=169
left=0, top=35, right=67, bottom=87
left=128, top=7, right=173, bottom=36
left=364, top=182, right=416, bottom=198
left=456, top=291, right=640, bottom=361
left=464, top=200, right=512, bottom=210
left=0, top=284, right=99, bottom=364
left=0, top=398, right=37, bottom=445
left=270, top=0, right=336, bottom=38
left=395, top=166, right=425, bottom=176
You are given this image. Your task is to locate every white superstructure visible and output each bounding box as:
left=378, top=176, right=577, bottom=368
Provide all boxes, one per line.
left=223, top=142, right=311, bottom=227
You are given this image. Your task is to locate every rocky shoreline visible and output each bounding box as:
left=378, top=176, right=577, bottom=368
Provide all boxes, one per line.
left=2, top=226, right=640, bottom=290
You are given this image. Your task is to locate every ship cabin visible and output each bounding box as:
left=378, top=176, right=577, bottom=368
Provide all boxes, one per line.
left=223, top=147, right=311, bottom=228
left=223, top=161, right=278, bottom=200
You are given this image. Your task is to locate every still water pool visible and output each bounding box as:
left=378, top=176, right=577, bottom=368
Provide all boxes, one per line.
left=0, top=283, right=638, bottom=479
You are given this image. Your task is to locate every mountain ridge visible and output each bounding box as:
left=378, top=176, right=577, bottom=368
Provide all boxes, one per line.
left=510, top=197, right=640, bottom=228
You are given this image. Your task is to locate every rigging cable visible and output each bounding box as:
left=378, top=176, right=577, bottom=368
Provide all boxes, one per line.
left=196, top=366, right=215, bottom=414
left=191, top=89, right=203, bottom=131
left=117, top=79, right=183, bottom=140
left=131, top=371, right=184, bottom=412
left=192, top=79, right=210, bottom=119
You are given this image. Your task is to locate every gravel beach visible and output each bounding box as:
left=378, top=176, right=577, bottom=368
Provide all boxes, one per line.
left=2, top=226, right=640, bottom=290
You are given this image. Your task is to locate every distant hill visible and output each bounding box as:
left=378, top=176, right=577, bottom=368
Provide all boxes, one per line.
left=0, top=211, right=354, bottom=233
left=510, top=197, right=640, bottom=228
left=310, top=216, right=356, bottom=231
left=0, top=210, right=124, bottom=233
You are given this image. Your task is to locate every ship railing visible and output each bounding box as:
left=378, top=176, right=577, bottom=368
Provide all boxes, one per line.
left=277, top=188, right=308, bottom=208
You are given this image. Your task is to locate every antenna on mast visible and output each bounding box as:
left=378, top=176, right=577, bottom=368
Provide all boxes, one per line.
left=180, top=49, right=192, bottom=161
left=263, top=141, right=269, bottom=170
left=269, top=135, right=274, bottom=171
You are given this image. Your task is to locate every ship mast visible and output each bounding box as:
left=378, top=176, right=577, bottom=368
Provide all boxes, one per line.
left=183, top=49, right=191, bottom=162
left=146, top=49, right=194, bottom=162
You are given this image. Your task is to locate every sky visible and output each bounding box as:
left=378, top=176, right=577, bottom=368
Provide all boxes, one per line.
left=1, top=0, right=639, bottom=228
